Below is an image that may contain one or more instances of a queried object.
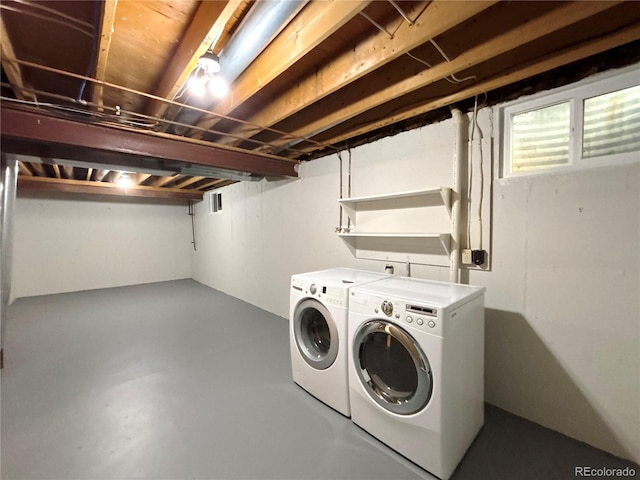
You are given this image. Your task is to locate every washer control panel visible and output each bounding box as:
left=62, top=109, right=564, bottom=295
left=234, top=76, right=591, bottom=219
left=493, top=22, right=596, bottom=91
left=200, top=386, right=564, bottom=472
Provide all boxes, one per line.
left=292, top=278, right=348, bottom=307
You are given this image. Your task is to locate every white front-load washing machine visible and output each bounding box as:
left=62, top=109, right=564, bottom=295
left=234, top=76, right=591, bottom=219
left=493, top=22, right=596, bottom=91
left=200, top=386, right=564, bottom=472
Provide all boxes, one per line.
left=290, top=268, right=390, bottom=417
left=348, top=276, right=485, bottom=479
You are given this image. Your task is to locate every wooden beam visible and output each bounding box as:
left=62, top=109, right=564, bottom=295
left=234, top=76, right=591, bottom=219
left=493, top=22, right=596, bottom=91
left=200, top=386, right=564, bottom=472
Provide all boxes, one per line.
left=152, top=175, right=181, bottom=188
left=18, top=176, right=203, bottom=201
left=0, top=108, right=298, bottom=177
left=0, top=16, right=37, bottom=101
left=29, top=162, right=46, bottom=177
left=135, top=173, right=152, bottom=185
left=86, top=167, right=93, bottom=181
left=212, top=0, right=497, bottom=144
left=147, top=0, right=242, bottom=119
left=174, top=176, right=205, bottom=189
left=110, top=171, right=122, bottom=183
left=17, top=161, right=32, bottom=176
left=61, top=164, right=74, bottom=179
left=197, top=178, right=226, bottom=190
left=95, top=169, right=110, bottom=181
left=270, top=0, right=621, bottom=152
left=305, top=21, right=640, bottom=153
left=92, top=0, right=118, bottom=108
left=192, top=0, right=371, bottom=138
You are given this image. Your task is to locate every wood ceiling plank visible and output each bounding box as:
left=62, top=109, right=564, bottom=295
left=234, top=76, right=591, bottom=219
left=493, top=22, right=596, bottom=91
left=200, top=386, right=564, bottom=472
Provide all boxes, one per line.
left=304, top=21, right=640, bottom=153
left=29, top=162, right=46, bottom=176
left=147, top=0, right=242, bottom=119
left=0, top=108, right=299, bottom=177
left=110, top=171, right=122, bottom=183
left=197, top=178, right=226, bottom=190
left=18, top=175, right=203, bottom=201
left=212, top=0, right=497, bottom=145
left=17, top=161, right=32, bottom=176
left=153, top=175, right=181, bottom=187
left=136, top=173, right=152, bottom=184
left=192, top=0, right=371, bottom=138
left=268, top=0, right=621, bottom=152
left=95, top=169, right=110, bottom=181
left=61, top=164, right=74, bottom=179
left=0, top=16, right=37, bottom=101
left=92, top=0, right=118, bottom=108
left=174, top=176, right=205, bottom=189
left=104, top=0, right=201, bottom=112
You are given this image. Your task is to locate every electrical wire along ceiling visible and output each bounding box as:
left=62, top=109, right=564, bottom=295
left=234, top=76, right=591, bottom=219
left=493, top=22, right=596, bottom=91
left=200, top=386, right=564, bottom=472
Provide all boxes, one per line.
left=1, top=0, right=639, bottom=200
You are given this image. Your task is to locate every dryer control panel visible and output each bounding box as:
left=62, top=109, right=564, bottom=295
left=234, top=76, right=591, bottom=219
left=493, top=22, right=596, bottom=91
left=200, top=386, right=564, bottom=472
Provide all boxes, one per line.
left=350, top=291, right=443, bottom=336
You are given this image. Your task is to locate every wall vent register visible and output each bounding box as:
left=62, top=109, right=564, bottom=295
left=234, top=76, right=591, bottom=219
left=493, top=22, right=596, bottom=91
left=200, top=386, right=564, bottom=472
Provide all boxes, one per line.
left=209, top=192, right=222, bottom=214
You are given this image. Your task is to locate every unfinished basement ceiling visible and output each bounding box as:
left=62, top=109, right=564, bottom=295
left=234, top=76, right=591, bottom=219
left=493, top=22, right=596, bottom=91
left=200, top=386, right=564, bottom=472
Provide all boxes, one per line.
left=1, top=0, right=639, bottom=200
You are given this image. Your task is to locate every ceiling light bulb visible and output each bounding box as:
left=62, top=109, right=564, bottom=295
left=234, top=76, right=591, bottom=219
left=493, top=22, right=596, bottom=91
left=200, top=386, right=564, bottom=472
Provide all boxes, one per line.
left=188, top=74, right=208, bottom=96
left=208, top=75, right=229, bottom=98
left=117, top=174, right=133, bottom=188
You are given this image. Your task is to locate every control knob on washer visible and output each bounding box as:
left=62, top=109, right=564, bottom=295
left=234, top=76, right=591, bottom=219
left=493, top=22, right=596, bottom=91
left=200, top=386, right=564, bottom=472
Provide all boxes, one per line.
left=310, top=284, right=317, bottom=295
left=381, top=300, right=393, bottom=317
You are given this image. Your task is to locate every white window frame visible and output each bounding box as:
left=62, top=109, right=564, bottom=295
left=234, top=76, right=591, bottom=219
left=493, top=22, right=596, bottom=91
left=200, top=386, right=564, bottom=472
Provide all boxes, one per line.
left=209, top=191, right=223, bottom=214
left=499, top=64, right=640, bottom=178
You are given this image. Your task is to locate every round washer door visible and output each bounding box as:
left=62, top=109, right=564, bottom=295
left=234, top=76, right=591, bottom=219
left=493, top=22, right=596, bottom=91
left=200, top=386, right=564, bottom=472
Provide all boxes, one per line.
left=353, top=320, right=433, bottom=415
left=293, top=298, right=339, bottom=370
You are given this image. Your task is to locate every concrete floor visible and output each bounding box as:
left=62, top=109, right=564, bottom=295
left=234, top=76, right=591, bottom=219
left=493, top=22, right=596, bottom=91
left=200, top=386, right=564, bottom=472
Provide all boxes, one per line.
left=2, top=279, right=637, bottom=479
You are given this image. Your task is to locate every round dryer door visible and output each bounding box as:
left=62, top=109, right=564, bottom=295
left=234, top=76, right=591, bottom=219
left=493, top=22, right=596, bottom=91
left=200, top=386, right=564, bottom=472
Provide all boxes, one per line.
left=293, top=298, right=339, bottom=370
left=353, top=320, right=433, bottom=415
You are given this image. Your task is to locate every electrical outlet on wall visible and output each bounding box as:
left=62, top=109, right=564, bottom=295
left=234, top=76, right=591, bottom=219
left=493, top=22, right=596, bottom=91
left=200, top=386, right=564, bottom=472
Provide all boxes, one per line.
left=472, top=249, right=487, bottom=266
left=462, top=249, right=472, bottom=265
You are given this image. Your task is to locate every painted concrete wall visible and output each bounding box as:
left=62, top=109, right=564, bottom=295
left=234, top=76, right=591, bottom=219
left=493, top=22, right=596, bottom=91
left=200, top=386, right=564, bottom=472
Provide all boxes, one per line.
left=483, top=164, right=639, bottom=463
left=12, top=192, right=192, bottom=299
left=192, top=107, right=639, bottom=461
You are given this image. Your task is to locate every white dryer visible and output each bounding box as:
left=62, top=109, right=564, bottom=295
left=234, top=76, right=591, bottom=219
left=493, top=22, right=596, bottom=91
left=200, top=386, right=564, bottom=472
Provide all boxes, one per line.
left=290, top=268, right=390, bottom=417
left=348, top=276, right=485, bottom=479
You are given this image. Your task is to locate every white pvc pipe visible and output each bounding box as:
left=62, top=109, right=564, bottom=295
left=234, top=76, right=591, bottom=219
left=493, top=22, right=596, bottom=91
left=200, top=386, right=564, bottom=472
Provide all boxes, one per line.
left=450, top=108, right=464, bottom=283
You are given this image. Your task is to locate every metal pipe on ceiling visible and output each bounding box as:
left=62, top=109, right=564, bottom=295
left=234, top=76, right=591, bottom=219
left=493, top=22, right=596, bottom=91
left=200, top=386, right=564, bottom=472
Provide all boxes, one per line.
left=218, top=0, right=307, bottom=85
left=170, top=0, right=308, bottom=133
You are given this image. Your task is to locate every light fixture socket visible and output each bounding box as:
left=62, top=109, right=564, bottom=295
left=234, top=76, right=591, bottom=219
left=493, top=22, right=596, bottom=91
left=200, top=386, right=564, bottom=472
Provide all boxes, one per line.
left=198, top=51, right=221, bottom=74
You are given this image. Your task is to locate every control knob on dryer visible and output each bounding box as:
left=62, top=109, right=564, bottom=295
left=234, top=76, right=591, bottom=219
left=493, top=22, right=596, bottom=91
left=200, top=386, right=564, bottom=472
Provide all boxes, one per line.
left=309, top=284, right=317, bottom=295
left=381, top=300, right=393, bottom=317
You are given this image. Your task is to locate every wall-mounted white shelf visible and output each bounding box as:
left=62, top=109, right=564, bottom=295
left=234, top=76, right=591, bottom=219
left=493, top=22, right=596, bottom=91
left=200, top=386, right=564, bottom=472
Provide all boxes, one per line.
left=337, top=187, right=452, bottom=266
left=338, top=187, right=451, bottom=214
left=338, top=232, right=451, bottom=255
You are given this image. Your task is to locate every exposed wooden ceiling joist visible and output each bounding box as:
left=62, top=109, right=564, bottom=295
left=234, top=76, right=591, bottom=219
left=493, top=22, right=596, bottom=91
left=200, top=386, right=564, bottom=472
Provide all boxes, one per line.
left=147, top=0, right=243, bottom=120
left=213, top=0, right=497, bottom=146
left=91, top=0, right=118, bottom=108
left=18, top=175, right=203, bottom=201
left=1, top=0, right=638, bottom=200
left=0, top=15, right=36, bottom=101
left=270, top=0, right=621, bottom=153
left=192, top=0, right=372, bottom=139
left=305, top=19, right=640, bottom=153
left=0, top=107, right=298, bottom=178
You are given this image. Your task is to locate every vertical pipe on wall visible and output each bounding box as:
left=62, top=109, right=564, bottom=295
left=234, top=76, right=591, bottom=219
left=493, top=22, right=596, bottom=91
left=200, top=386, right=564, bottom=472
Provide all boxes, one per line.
left=450, top=108, right=464, bottom=283
left=1, top=154, right=18, bottom=366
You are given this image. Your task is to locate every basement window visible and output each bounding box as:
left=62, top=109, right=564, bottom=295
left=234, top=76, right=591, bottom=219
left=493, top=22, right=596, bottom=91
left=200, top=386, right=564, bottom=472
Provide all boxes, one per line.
left=500, top=65, right=640, bottom=177
left=209, top=192, right=223, bottom=214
